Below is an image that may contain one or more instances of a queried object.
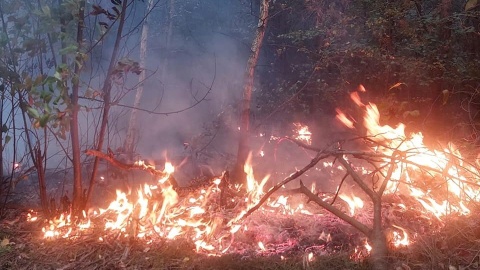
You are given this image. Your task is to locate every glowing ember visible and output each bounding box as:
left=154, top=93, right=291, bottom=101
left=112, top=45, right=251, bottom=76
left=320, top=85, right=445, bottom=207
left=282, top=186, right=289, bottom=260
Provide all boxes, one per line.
left=258, top=241, right=266, bottom=251
left=27, top=211, right=38, bottom=222
left=391, top=225, right=409, bottom=247
left=307, top=252, right=314, bottom=262
left=293, top=123, right=312, bottom=144
left=365, top=240, right=372, bottom=252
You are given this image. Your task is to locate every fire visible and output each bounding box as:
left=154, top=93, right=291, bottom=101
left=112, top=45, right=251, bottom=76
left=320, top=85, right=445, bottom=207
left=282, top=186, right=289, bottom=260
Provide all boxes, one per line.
left=335, top=109, right=355, bottom=129
left=293, top=123, right=312, bottom=144
left=365, top=240, right=372, bottom=252
left=339, top=194, right=364, bottom=216
left=336, top=85, right=480, bottom=220
left=391, top=225, right=409, bottom=247
left=258, top=241, right=266, bottom=251
left=37, top=84, right=480, bottom=261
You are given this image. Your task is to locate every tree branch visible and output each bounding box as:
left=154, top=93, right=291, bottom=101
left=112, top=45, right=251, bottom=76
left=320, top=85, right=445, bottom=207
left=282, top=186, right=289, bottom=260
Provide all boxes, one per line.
left=85, top=149, right=167, bottom=179
left=239, top=150, right=330, bottom=220
left=297, top=181, right=372, bottom=236
left=336, top=155, right=377, bottom=201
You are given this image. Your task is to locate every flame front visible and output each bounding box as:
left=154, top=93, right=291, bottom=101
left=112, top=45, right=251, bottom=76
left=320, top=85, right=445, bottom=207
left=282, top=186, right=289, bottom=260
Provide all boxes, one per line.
left=336, top=86, right=480, bottom=221
left=37, top=85, right=480, bottom=258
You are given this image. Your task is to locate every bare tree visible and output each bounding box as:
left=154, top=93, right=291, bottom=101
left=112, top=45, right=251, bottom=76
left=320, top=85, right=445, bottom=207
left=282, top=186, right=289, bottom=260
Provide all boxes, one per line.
left=233, top=0, right=270, bottom=184
left=85, top=0, right=130, bottom=208
left=124, top=0, right=155, bottom=158
left=70, top=0, right=86, bottom=213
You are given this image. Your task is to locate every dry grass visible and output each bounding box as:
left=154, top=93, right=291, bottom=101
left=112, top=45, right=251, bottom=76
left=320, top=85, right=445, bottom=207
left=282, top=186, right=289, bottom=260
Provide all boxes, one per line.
left=2, top=199, right=480, bottom=269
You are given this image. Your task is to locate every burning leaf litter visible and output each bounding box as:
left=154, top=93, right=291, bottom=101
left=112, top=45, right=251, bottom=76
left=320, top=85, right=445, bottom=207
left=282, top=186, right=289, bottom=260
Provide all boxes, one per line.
left=3, top=85, right=480, bottom=269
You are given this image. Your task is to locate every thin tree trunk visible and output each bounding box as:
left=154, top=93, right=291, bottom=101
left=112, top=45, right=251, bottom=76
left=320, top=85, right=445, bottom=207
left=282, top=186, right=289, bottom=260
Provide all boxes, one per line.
left=34, top=145, right=49, bottom=215
left=370, top=197, right=388, bottom=270
left=124, top=0, right=154, bottom=157
left=233, top=0, right=269, bottom=184
left=85, top=0, right=129, bottom=208
left=70, top=0, right=86, bottom=213
left=160, top=0, right=175, bottom=82
left=0, top=86, right=4, bottom=212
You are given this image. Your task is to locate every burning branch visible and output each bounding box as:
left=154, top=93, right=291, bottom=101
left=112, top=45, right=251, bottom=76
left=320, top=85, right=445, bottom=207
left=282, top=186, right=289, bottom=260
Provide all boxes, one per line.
left=240, top=150, right=331, bottom=220
left=336, top=155, right=377, bottom=201
left=85, top=149, right=170, bottom=182
left=296, top=181, right=371, bottom=236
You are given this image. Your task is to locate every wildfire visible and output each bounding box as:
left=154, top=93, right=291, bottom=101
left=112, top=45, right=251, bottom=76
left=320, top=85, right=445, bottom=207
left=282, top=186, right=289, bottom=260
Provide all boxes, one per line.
left=336, top=86, right=480, bottom=221
left=34, top=84, right=480, bottom=262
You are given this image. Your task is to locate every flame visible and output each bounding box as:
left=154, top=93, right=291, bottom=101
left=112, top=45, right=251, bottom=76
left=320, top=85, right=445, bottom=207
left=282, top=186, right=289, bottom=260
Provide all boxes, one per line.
left=391, top=225, right=409, bottom=247
left=350, top=91, right=364, bottom=107
left=365, top=240, right=372, bottom=252
left=335, top=109, right=355, bottom=129
left=41, top=154, right=277, bottom=255
left=339, top=194, right=364, bottom=216
left=337, top=86, right=479, bottom=220
left=293, top=123, right=312, bottom=144
left=258, top=241, right=266, bottom=251
left=39, top=85, right=480, bottom=258
left=307, top=252, right=314, bottom=262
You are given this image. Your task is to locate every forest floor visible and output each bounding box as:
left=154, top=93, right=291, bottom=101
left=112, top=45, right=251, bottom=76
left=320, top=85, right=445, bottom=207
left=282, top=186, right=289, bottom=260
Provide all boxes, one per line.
left=1, top=202, right=480, bottom=270
left=0, top=208, right=370, bottom=270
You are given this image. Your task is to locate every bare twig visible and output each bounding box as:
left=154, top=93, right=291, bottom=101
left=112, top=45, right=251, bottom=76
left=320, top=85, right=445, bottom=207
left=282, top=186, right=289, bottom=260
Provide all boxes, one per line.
left=240, top=151, right=330, bottom=220
left=331, top=173, right=349, bottom=205
left=336, top=155, right=377, bottom=201
left=297, top=181, right=372, bottom=236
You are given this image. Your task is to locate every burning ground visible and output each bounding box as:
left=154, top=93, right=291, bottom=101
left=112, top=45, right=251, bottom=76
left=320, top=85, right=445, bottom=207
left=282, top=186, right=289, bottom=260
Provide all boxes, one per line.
left=2, top=87, right=480, bottom=269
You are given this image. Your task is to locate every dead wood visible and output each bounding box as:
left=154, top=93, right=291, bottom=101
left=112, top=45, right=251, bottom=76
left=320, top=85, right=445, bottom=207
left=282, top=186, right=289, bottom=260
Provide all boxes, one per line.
left=240, top=151, right=331, bottom=220
left=296, top=181, right=371, bottom=236
left=85, top=149, right=168, bottom=180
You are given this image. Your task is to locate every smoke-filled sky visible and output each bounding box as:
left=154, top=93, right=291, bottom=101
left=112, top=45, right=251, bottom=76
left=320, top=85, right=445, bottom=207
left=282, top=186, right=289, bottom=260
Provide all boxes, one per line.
left=115, top=0, right=253, bottom=160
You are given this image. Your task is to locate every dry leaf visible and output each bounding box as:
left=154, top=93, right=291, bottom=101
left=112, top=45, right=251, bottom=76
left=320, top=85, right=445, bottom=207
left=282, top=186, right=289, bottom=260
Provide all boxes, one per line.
left=442, top=89, right=450, bottom=105
left=466, top=0, right=479, bottom=11
left=1, top=238, right=10, bottom=247
left=388, top=82, right=406, bottom=91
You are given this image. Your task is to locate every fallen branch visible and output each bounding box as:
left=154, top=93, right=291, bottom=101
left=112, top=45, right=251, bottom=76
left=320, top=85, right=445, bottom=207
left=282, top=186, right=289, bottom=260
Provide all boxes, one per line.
left=85, top=149, right=168, bottom=179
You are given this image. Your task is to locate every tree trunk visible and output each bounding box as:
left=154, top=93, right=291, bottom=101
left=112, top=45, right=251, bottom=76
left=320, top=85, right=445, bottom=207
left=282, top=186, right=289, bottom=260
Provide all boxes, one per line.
left=85, top=0, right=129, bottom=208
left=70, top=0, right=86, bottom=213
left=370, top=197, right=388, bottom=270
left=233, top=0, right=270, bottom=184
left=160, top=0, right=175, bottom=83
left=34, top=145, right=50, bottom=215
left=124, top=0, right=154, bottom=158
left=0, top=88, right=4, bottom=214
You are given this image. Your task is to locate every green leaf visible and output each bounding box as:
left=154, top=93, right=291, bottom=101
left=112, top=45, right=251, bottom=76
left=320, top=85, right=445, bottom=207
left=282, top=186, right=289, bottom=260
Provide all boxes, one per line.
left=54, top=71, right=62, bottom=81
left=39, top=114, right=50, bottom=127
left=43, top=102, right=51, bottom=113
left=1, top=124, right=8, bottom=133
left=59, top=44, right=78, bottom=55
left=26, top=107, right=40, bottom=118
left=4, top=135, right=11, bottom=145
left=41, top=5, right=51, bottom=17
